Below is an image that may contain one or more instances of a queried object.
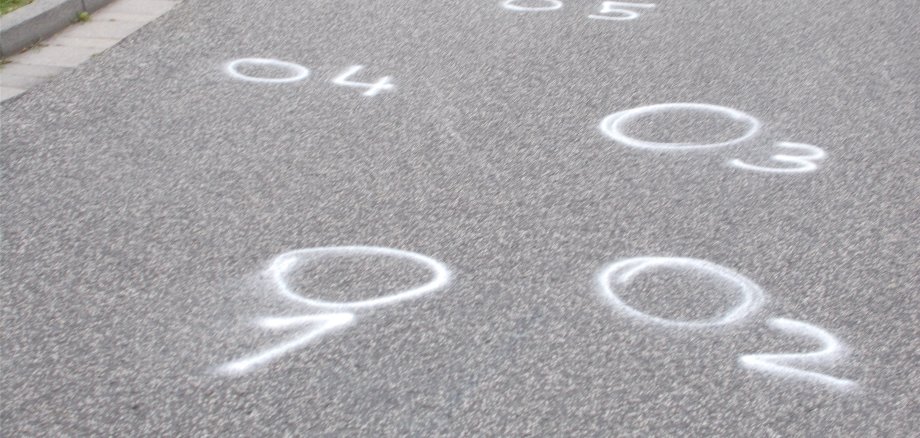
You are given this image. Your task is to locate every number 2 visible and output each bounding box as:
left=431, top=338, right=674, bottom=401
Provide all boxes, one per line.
left=739, top=318, right=856, bottom=390
left=588, top=1, right=656, bottom=20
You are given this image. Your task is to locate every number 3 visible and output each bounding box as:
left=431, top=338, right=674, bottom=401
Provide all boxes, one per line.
left=729, top=142, right=827, bottom=173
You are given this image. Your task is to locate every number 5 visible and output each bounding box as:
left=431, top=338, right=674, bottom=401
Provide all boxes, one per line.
left=729, top=142, right=826, bottom=173
left=588, top=1, right=656, bottom=21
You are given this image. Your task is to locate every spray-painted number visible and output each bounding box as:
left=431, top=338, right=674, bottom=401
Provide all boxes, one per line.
left=218, top=248, right=856, bottom=391
left=502, top=0, right=657, bottom=21
left=225, top=58, right=395, bottom=97
left=599, top=103, right=828, bottom=175
left=218, top=246, right=450, bottom=375
left=739, top=318, right=856, bottom=388
left=729, top=142, right=827, bottom=173
left=501, top=0, right=562, bottom=12
left=332, top=65, right=395, bottom=97
left=588, top=2, right=656, bottom=20
left=596, top=256, right=856, bottom=390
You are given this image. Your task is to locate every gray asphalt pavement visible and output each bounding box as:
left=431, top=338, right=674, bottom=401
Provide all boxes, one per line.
left=2, top=0, right=919, bottom=435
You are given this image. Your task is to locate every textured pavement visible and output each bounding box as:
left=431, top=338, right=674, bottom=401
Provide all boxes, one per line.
left=0, top=0, right=181, bottom=102
left=2, top=0, right=919, bottom=435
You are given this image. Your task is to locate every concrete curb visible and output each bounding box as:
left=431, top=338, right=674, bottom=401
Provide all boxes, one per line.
left=0, top=0, right=114, bottom=57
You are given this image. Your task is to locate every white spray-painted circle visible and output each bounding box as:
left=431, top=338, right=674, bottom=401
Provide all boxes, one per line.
left=599, top=103, right=762, bottom=150
left=226, top=58, right=310, bottom=83
left=501, top=0, right=563, bottom=12
left=597, top=257, right=765, bottom=328
left=268, top=246, right=451, bottom=310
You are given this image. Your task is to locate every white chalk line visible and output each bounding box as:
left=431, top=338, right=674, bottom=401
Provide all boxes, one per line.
left=217, top=246, right=451, bottom=375
left=217, top=313, right=354, bottom=375
left=739, top=318, right=856, bottom=390
left=332, top=65, right=395, bottom=97
left=225, top=58, right=310, bottom=84
left=501, top=0, right=563, bottom=12
left=599, top=103, right=762, bottom=150
left=269, top=246, right=451, bottom=310
left=599, top=103, right=828, bottom=173
left=596, top=257, right=856, bottom=389
left=728, top=142, right=826, bottom=173
left=258, top=313, right=352, bottom=330
left=588, top=1, right=656, bottom=20
left=597, top=257, right=766, bottom=328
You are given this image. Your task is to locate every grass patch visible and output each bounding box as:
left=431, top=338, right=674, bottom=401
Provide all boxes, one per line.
left=1, top=0, right=33, bottom=15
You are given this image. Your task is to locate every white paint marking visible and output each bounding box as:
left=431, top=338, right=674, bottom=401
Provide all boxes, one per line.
left=597, top=257, right=766, bottom=328
left=588, top=1, right=656, bottom=20
left=729, top=142, right=827, bottom=173
left=225, top=58, right=310, bottom=84
left=331, top=65, right=395, bottom=97
left=599, top=103, right=762, bottom=150
left=269, top=246, right=451, bottom=310
left=739, top=318, right=857, bottom=390
left=217, top=313, right=354, bottom=375
left=501, top=0, right=563, bottom=12
left=257, top=314, right=353, bottom=330
left=217, top=246, right=451, bottom=374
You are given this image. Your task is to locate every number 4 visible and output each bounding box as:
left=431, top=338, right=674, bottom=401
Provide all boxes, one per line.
left=588, top=1, right=656, bottom=20
left=332, top=65, right=395, bottom=97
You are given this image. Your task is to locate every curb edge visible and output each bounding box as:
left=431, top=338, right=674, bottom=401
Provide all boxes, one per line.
left=1, top=0, right=114, bottom=58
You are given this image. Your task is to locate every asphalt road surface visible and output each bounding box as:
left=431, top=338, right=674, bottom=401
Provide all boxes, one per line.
left=2, top=0, right=919, bottom=435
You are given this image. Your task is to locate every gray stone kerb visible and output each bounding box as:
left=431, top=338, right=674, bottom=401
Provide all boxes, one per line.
left=1, top=0, right=114, bottom=57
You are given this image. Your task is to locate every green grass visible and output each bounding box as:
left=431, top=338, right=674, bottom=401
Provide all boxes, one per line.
left=1, top=0, right=33, bottom=15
